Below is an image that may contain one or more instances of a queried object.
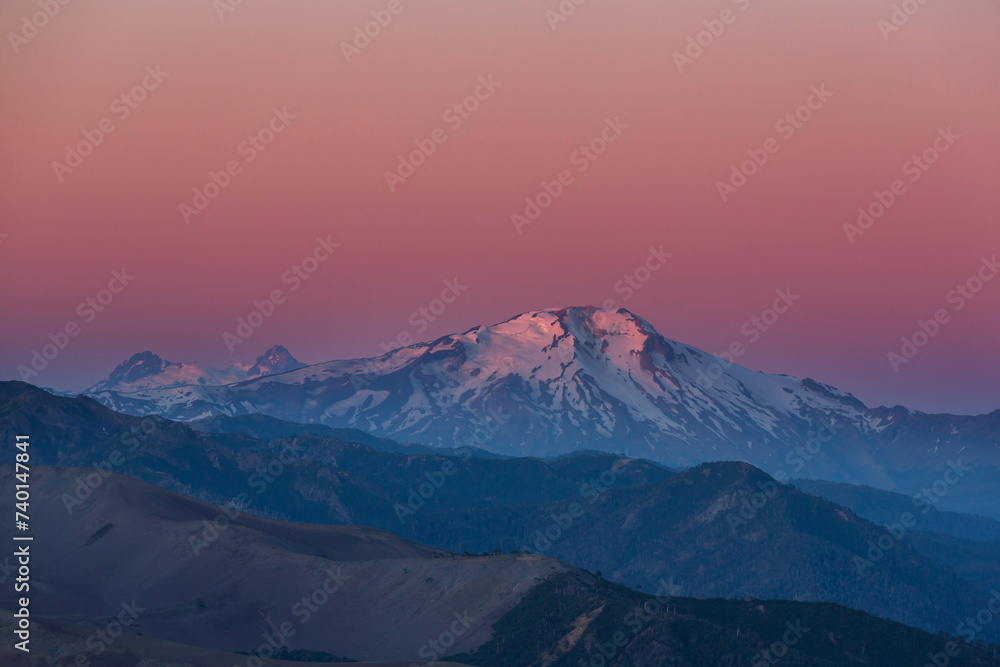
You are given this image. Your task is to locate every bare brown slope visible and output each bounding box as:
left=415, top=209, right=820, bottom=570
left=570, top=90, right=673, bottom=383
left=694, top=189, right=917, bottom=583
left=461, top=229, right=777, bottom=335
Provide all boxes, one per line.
left=0, top=466, right=566, bottom=662
left=0, top=611, right=475, bottom=667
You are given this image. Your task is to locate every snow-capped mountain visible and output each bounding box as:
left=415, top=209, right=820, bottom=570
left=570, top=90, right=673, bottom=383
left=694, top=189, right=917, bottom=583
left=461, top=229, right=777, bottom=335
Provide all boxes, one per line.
left=246, top=344, right=303, bottom=378
left=87, top=345, right=304, bottom=393
left=84, top=307, right=1000, bottom=488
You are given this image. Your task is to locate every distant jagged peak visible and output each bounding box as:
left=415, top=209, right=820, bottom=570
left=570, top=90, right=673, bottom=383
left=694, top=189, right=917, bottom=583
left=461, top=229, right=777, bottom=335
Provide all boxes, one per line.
left=247, top=344, right=305, bottom=378
left=90, top=345, right=304, bottom=393
left=107, top=351, right=177, bottom=384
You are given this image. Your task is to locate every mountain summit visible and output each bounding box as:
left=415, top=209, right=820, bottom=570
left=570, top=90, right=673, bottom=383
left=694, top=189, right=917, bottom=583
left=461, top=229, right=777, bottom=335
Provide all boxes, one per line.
left=82, top=307, right=998, bottom=493
left=246, top=344, right=304, bottom=378
left=88, top=345, right=303, bottom=393
left=105, top=350, right=178, bottom=385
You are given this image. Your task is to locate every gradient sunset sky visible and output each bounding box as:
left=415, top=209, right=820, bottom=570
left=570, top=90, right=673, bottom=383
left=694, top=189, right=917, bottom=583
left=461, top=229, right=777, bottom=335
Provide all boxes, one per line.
left=1, top=0, right=998, bottom=414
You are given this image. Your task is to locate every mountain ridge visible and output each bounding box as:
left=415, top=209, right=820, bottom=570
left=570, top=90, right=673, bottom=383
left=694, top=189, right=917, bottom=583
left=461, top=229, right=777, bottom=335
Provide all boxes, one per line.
left=2, top=381, right=998, bottom=642
left=6, top=463, right=999, bottom=666
left=87, top=344, right=305, bottom=393
left=77, top=307, right=1000, bottom=504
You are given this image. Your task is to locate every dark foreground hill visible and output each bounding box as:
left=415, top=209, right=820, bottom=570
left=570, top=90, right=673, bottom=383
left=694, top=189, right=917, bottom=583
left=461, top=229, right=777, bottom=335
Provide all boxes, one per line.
left=0, top=466, right=566, bottom=662
left=2, top=467, right=999, bottom=667
left=408, top=460, right=998, bottom=641
left=451, top=571, right=1000, bottom=667
left=0, top=611, right=476, bottom=667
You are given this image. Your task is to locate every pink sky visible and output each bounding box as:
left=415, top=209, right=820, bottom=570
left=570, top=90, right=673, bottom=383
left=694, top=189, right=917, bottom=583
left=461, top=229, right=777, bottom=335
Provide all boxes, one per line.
left=1, top=0, right=998, bottom=413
